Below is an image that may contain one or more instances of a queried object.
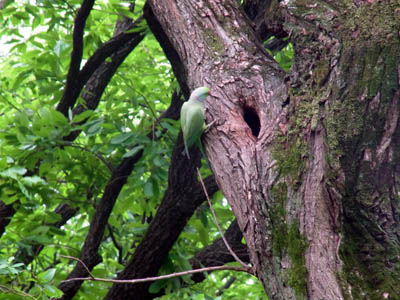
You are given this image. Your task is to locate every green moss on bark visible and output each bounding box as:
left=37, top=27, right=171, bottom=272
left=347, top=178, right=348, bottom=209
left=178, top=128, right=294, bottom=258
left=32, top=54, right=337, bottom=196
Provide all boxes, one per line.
left=287, top=222, right=308, bottom=299
left=270, top=183, right=308, bottom=299
left=332, top=38, right=400, bottom=300
left=271, top=182, right=288, bottom=258
left=339, top=219, right=400, bottom=300
left=339, top=1, right=400, bottom=45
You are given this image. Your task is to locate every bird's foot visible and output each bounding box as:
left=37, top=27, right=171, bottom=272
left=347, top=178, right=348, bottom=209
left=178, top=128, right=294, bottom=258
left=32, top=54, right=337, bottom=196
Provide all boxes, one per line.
left=204, top=120, right=216, bottom=133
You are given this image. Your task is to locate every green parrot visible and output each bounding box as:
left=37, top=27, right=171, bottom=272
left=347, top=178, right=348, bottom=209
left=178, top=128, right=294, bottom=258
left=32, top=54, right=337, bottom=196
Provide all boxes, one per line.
left=180, top=86, right=210, bottom=159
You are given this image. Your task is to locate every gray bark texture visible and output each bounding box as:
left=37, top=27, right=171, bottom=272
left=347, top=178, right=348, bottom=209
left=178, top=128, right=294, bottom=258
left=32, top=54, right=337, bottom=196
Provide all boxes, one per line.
left=148, top=1, right=400, bottom=299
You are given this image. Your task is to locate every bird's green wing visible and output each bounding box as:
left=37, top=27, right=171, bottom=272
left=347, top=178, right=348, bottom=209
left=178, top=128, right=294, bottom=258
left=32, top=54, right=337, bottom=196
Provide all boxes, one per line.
left=181, top=86, right=209, bottom=159
left=184, top=102, right=204, bottom=147
left=180, top=101, right=190, bottom=158
left=181, top=100, right=205, bottom=159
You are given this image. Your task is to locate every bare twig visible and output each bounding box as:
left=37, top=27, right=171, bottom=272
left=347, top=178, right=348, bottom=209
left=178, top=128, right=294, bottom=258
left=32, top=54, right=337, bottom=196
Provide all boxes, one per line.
left=60, top=255, right=95, bottom=280
left=0, top=284, right=37, bottom=299
left=196, top=168, right=253, bottom=273
left=0, top=93, right=22, bottom=112
left=59, top=0, right=77, bottom=15
left=61, top=142, right=115, bottom=172
left=61, top=264, right=250, bottom=284
left=121, top=78, right=176, bottom=142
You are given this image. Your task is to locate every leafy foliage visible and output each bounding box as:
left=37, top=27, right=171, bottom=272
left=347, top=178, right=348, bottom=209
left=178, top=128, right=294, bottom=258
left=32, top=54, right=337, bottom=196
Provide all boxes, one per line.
left=0, top=1, right=293, bottom=299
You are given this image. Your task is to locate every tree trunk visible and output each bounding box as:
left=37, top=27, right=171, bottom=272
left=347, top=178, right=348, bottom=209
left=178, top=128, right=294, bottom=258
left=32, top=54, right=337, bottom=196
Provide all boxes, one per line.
left=148, top=1, right=400, bottom=299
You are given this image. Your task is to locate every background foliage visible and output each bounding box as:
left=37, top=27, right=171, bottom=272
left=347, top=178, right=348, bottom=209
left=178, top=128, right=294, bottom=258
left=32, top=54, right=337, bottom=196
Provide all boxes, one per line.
left=0, top=1, right=291, bottom=299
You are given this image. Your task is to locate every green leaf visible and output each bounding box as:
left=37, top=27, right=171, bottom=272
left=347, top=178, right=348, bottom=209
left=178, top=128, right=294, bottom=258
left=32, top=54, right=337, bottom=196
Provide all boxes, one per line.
left=1, top=192, right=19, bottom=205
left=49, top=227, right=66, bottom=236
left=0, top=166, right=27, bottom=179
left=193, top=293, right=205, bottom=300
left=20, top=175, right=46, bottom=186
left=72, top=110, right=95, bottom=123
left=43, top=283, right=63, bottom=297
left=198, top=226, right=209, bottom=246
left=161, top=120, right=179, bottom=135
left=150, top=177, right=160, bottom=198
left=88, top=121, right=103, bottom=134
left=37, top=268, right=56, bottom=283
left=122, top=145, right=144, bottom=158
left=144, top=181, right=154, bottom=198
left=111, top=132, right=135, bottom=144
left=17, top=180, right=31, bottom=200
left=44, top=211, right=62, bottom=223
left=199, top=209, right=208, bottom=227
left=27, top=234, right=52, bottom=244
left=85, top=118, right=104, bottom=135
left=148, top=279, right=168, bottom=294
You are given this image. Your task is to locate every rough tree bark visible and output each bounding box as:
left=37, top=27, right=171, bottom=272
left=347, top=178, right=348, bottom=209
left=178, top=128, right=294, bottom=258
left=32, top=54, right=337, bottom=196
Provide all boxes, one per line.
left=147, top=1, right=400, bottom=299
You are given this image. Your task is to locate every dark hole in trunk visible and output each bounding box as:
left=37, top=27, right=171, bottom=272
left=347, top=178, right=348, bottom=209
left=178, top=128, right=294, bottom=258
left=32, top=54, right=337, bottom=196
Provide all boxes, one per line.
left=243, top=106, right=260, bottom=138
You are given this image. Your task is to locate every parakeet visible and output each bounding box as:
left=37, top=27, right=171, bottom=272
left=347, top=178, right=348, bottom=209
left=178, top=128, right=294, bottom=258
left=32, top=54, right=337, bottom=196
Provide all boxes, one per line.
left=180, top=87, right=209, bottom=159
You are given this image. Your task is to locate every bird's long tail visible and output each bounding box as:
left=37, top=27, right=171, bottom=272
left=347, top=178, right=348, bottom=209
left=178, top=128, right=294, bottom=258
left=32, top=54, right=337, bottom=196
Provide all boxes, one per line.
left=183, top=142, right=190, bottom=159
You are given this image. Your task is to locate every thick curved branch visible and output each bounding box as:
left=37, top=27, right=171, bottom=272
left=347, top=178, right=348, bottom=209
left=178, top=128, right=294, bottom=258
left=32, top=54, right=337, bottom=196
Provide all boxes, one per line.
left=57, top=13, right=146, bottom=116
left=104, top=141, right=219, bottom=299
left=143, top=3, right=189, bottom=99
left=64, top=19, right=146, bottom=141
left=78, top=16, right=146, bottom=88
left=68, top=0, right=95, bottom=82
left=0, top=9, right=146, bottom=240
left=56, top=91, right=186, bottom=300
left=190, top=220, right=249, bottom=283
left=57, top=0, right=95, bottom=116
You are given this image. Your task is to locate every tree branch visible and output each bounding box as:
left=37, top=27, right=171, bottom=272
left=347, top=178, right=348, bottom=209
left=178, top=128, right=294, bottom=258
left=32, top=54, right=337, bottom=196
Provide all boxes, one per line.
left=216, top=276, right=236, bottom=296
left=197, top=168, right=252, bottom=272
left=79, top=16, right=146, bottom=86
left=189, top=220, right=249, bottom=284
left=57, top=0, right=95, bottom=116
left=143, top=3, right=189, bottom=99
left=62, top=265, right=249, bottom=284
left=109, top=219, right=249, bottom=300
left=107, top=224, right=124, bottom=265
left=0, top=5, right=145, bottom=241
left=65, top=19, right=146, bottom=141
left=56, top=11, right=146, bottom=116
left=103, top=134, right=219, bottom=299
left=70, top=0, right=94, bottom=81
left=61, top=255, right=95, bottom=279
left=56, top=91, right=185, bottom=300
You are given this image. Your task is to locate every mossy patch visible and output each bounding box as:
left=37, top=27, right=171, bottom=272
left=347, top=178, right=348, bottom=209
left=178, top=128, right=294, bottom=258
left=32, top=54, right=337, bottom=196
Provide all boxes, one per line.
left=339, top=1, right=400, bottom=45
left=270, top=183, right=308, bottom=298
left=271, top=182, right=288, bottom=258
left=272, top=139, right=305, bottom=182
left=339, top=217, right=400, bottom=300
left=287, top=222, right=308, bottom=299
